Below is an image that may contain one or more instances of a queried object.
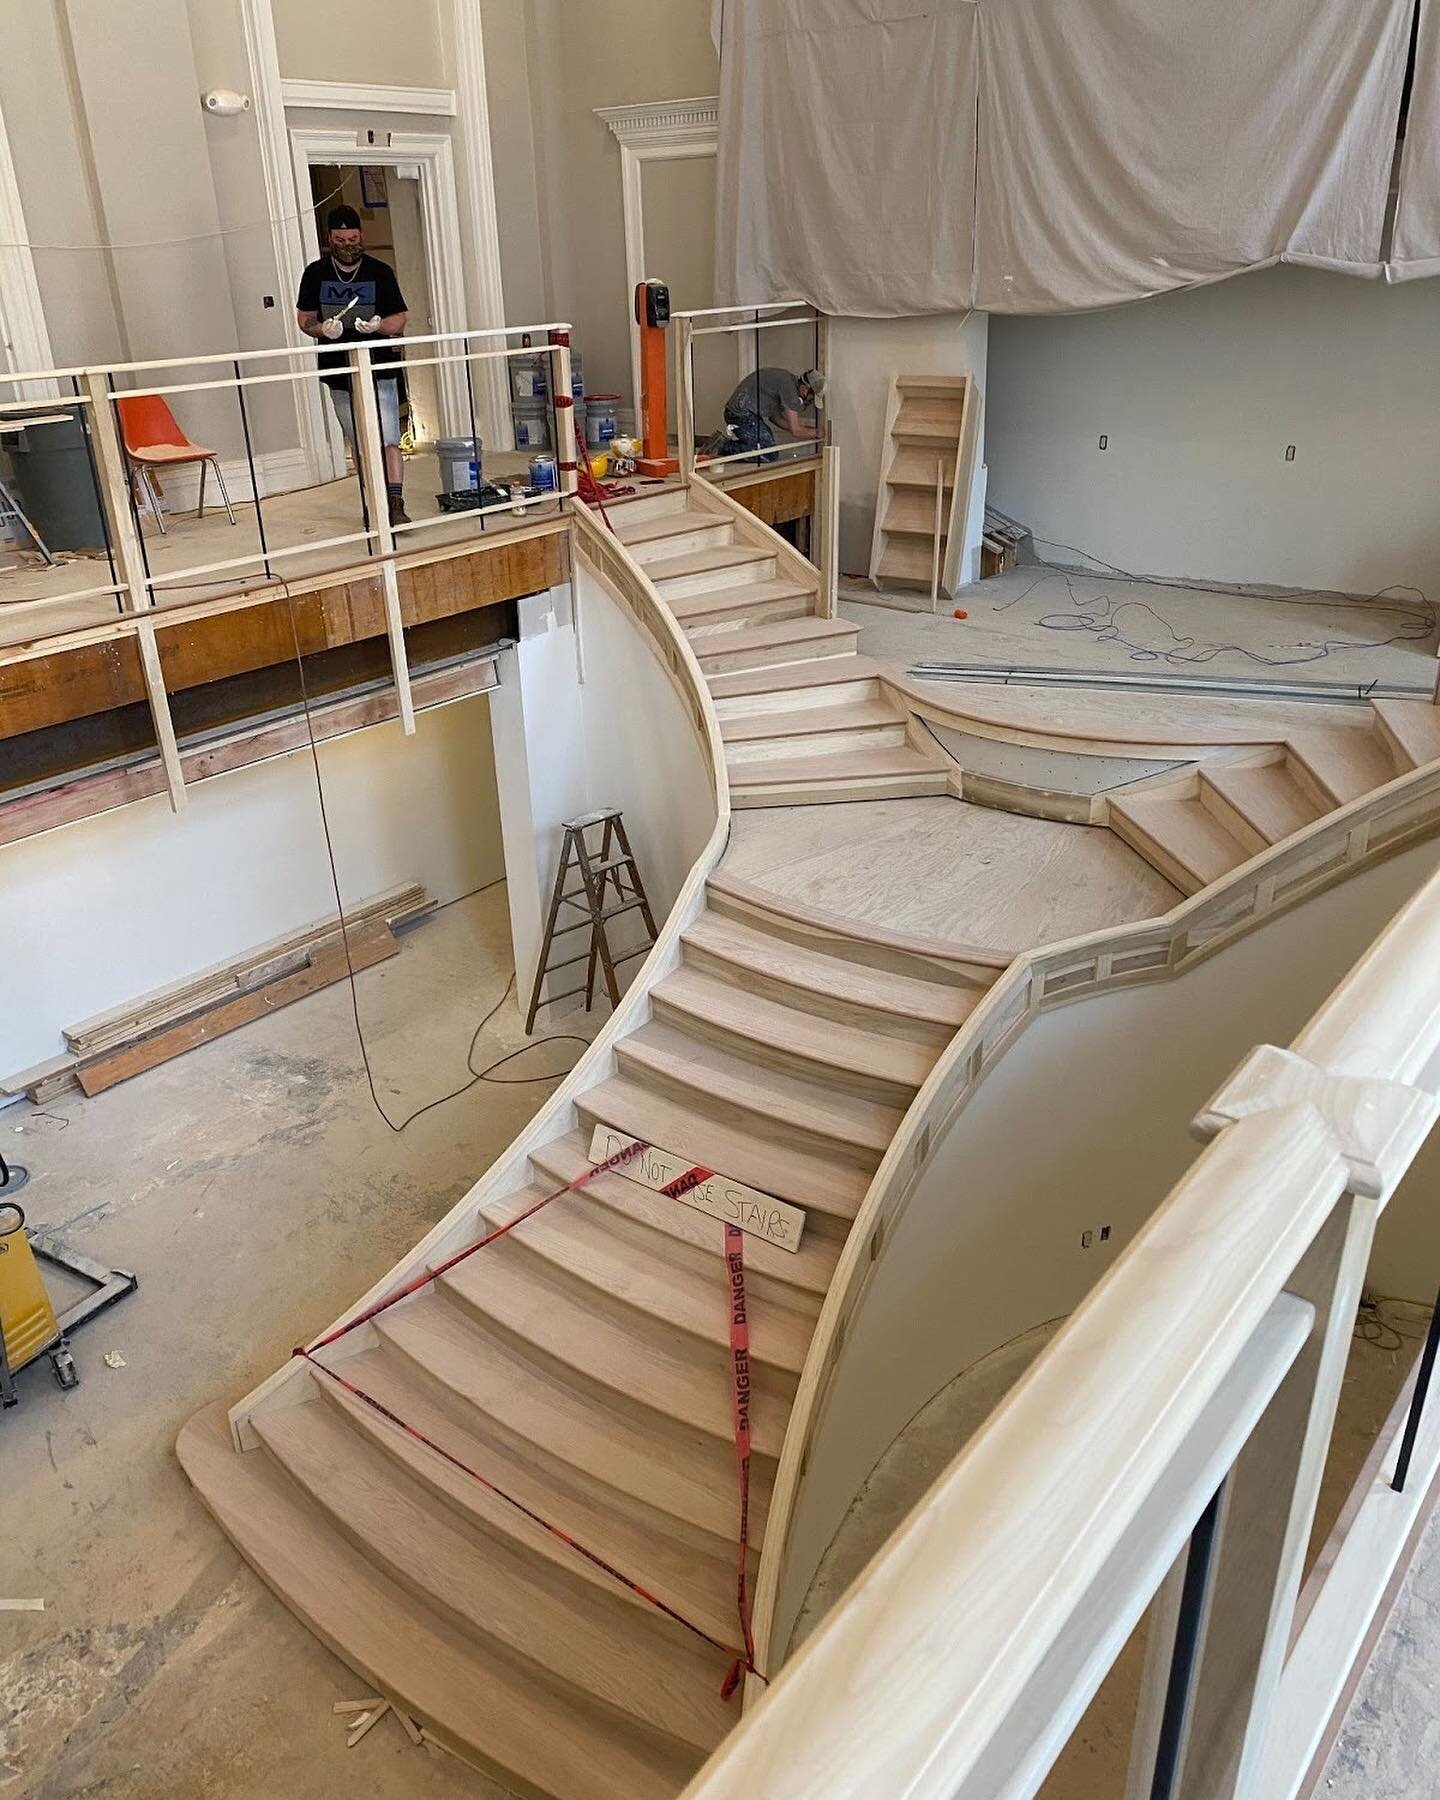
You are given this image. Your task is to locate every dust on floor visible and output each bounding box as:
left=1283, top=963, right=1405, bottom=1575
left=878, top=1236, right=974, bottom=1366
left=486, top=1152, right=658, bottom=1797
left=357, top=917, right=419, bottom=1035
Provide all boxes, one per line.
left=1, top=885, right=591, bottom=1799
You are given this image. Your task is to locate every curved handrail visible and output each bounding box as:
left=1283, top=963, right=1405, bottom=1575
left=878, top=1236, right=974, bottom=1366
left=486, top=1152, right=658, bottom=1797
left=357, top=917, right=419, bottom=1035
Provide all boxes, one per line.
left=226, top=501, right=731, bottom=1442
left=749, top=742, right=1440, bottom=1668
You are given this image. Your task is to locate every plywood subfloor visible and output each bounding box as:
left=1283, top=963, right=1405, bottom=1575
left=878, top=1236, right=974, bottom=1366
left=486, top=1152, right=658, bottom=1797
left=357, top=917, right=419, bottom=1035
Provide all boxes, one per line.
left=0, top=885, right=586, bottom=1800
left=0, top=448, right=556, bottom=647
left=721, top=795, right=1182, bottom=956
left=842, top=562, right=1439, bottom=697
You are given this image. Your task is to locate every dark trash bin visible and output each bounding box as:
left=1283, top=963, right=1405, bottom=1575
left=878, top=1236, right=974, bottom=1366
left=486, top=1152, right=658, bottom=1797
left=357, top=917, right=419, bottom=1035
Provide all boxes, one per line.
left=7, top=409, right=108, bottom=552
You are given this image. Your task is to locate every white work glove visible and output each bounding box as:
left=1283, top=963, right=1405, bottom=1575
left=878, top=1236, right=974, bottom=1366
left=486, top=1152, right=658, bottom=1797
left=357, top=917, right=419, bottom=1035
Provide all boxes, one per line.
left=316, top=316, right=345, bottom=341
left=353, top=314, right=383, bottom=335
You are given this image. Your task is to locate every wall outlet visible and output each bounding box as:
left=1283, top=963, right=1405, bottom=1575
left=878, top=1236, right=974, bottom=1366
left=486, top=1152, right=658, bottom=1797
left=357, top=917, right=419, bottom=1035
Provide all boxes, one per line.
left=1098, top=434, right=1108, bottom=450
left=1080, top=1225, right=1114, bottom=1249
left=1285, top=444, right=1296, bottom=461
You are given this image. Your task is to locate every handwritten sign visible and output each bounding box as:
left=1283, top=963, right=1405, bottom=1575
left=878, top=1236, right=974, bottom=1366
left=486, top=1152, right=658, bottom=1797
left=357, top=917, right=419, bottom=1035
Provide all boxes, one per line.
left=586, top=1126, right=806, bottom=1252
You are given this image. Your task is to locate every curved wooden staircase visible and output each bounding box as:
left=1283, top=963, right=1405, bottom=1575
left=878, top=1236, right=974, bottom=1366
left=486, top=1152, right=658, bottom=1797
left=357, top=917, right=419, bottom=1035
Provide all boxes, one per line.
left=179, top=481, right=1440, bottom=1798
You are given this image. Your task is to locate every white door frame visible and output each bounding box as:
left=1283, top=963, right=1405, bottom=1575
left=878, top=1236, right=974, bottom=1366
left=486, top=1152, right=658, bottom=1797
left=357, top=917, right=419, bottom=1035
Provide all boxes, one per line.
left=596, top=98, right=719, bottom=425
left=290, top=128, right=471, bottom=480
left=0, top=91, right=58, bottom=397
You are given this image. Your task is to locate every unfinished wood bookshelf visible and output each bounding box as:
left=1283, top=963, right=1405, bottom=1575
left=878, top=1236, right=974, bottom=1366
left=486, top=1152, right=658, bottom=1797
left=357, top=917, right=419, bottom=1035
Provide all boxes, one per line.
left=867, top=374, right=981, bottom=603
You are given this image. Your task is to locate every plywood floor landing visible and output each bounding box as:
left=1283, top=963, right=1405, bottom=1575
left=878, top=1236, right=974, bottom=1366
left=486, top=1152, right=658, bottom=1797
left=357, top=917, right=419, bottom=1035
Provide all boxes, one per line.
left=723, top=796, right=1181, bottom=955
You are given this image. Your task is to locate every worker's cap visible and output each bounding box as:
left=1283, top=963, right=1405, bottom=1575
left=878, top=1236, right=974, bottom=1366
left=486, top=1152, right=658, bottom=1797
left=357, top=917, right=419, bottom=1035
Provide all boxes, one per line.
left=802, top=368, right=827, bottom=405
left=327, top=205, right=363, bottom=233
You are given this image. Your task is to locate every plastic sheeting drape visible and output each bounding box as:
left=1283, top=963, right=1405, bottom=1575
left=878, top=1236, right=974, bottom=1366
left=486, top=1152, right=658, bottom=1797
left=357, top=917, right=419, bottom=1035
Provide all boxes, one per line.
left=714, top=0, right=979, bottom=317
left=1391, top=0, right=1440, bottom=277
left=714, top=0, right=1414, bottom=317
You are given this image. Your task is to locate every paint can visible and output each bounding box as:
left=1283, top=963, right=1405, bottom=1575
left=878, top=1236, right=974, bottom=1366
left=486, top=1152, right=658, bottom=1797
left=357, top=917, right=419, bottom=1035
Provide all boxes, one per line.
left=585, top=393, right=621, bottom=448
left=511, top=397, right=551, bottom=451
left=434, top=435, right=482, bottom=494
left=509, top=355, right=549, bottom=402
left=529, top=454, right=558, bottom=493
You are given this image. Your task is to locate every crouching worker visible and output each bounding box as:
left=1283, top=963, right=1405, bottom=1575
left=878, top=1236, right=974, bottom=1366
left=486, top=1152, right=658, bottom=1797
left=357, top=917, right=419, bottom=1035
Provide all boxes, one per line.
left=706, top=366, right=826, bottom=461
left=296, top=204, right=411, bottom=526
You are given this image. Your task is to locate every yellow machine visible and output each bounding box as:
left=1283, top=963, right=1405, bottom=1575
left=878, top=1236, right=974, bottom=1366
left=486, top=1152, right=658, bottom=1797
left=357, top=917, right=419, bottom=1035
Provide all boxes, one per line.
left=0, top=1201, right=74, bottom=1404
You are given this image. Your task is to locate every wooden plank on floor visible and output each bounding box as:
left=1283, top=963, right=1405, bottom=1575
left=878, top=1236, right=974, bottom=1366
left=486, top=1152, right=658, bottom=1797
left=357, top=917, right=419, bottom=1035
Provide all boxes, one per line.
left=75, top=919, right=399, bottom=1096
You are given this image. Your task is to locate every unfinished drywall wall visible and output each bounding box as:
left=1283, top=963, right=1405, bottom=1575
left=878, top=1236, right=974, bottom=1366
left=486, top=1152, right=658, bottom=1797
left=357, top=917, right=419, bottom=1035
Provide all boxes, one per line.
left=1, top=696, right=503, bottom=1077
left=986, top=263, right=1440, bottom=595
left=272, top=0, right=445, bottom=87
left=523, top=0, right=718, bottom=405
left=831, top=311, right=990, bottom=584
left=771, top=831, right=1440, bottom=1654
left=489, top=573, right=715, bottom=1016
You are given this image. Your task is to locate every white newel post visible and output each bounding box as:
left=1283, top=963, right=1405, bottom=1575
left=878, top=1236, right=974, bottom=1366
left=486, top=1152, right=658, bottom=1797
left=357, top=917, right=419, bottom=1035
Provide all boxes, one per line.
left=350, top=343, right=416, bottom=736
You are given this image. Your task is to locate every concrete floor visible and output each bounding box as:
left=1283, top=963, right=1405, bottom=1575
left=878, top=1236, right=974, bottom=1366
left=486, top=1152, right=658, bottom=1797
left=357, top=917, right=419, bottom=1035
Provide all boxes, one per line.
left=843, top=563, right=1440, bottom=693
left=1, top=883, right=590, bottom=1799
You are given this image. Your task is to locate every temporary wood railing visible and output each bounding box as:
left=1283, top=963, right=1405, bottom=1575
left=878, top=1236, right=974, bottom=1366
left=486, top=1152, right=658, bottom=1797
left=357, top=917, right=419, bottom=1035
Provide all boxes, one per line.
left=689, top=757, right=1440, bottom=1800
left=222, top=496, right=731, bottom=1446
left=0, top=323, right=575, bottom=813
left=673, top=301, right=837, bottom=615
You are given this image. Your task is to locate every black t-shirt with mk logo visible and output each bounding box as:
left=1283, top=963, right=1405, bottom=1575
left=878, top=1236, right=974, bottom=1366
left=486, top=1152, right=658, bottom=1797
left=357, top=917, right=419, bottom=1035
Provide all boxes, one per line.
left=296, top=253, right=407, bottom=389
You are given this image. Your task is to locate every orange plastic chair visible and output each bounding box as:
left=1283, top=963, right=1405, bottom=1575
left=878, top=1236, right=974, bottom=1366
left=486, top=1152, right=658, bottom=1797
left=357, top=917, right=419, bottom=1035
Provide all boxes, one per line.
left=115, top=393, right=237, bottom=534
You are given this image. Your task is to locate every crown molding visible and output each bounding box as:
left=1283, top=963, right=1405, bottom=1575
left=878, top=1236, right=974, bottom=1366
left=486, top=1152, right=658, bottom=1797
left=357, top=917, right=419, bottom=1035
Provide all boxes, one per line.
left=280, top=78, right=457, bottom=117
left=596, top=96, right=719, bottom=152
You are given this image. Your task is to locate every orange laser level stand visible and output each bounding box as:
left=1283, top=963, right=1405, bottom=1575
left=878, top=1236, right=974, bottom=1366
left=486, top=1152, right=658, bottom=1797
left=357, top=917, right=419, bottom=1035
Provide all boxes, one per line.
left=634, top=279, right=679, bottom=478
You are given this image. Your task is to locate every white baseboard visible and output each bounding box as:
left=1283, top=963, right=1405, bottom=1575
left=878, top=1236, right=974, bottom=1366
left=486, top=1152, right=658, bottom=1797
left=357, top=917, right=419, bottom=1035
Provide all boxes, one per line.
left=142, top=446, right=313, bottom=518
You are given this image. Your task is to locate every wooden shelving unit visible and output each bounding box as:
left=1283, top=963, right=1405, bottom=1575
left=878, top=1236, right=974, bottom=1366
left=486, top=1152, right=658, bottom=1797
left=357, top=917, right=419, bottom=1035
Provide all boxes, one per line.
left=867, top=374, right=981, bottom=605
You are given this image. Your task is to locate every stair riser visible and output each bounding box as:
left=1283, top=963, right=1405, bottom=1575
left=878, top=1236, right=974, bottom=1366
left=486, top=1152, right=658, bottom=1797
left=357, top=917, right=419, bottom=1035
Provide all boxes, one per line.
left=1106, top=811, right=1205, bottom=897
left=654, top=557, right=778, bottom=601
left=376, top=1318, right=751, bottom=1551
left=711, top=676, right=880, bottom=720
left=613, top=1043, right=887, bottom=1170
left=1196, top=778, right=1270, bottom=856
left=627, top=525, right=735, bottom=566
left=724, top=722, right=907, bottom=764
left=679, top=937, right=957, bottom=1053
left=525, top=1152, right=830, bottom=1313
left=696, top=631, right=860, bottom=673
left=731, top=771, right=951, bottom=807
left=252, top=1428, right=722, bottom=1759
left=435, top=1276, right=794, bottom=1458
left=681, top=596, right=814, bottom=637
left=1283, top=752, right=1343, bottom=816
left=608, top=491, right=693, bottom=526
left=703, top=887, right=997, bottom=992
left=650, top=989, right=922, bottom=1108
left=471, top=1210, right=810, bottom=1378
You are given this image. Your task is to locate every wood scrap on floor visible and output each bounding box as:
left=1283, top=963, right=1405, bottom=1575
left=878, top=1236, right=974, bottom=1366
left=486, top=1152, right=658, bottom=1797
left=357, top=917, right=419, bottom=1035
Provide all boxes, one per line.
left=981, top=506, right=1031, bottom=579
left=1, top=881, right=434, bottom=1103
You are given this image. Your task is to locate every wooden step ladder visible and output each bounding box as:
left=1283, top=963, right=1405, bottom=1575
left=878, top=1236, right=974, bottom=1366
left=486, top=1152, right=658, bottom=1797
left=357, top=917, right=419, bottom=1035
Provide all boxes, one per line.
left=525, top=809, right=658, bottom=1033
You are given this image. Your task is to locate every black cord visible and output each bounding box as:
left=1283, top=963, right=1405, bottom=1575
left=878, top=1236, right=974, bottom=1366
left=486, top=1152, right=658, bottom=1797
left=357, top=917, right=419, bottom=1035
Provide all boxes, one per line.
left=985, top=543, right=1436, bottom=673
left=276, top=582, right=593, bottom=1135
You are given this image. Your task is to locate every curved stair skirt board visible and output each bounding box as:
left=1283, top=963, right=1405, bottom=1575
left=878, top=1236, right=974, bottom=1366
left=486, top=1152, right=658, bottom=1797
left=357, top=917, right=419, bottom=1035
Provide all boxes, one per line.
left=176, top=487, right=1440, bottom=1800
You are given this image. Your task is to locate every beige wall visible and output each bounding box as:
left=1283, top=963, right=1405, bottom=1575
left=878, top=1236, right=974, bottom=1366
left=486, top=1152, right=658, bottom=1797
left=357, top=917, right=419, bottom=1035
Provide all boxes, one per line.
left=272, top=0, right=445, bottom=87
left=477, top=0, right=545, bottom=324
left=522, top=0, right=719, bottom=405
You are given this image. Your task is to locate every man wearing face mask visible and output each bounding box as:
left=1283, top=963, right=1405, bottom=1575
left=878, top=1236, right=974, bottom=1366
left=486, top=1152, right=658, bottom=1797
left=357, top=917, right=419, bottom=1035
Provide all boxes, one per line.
left=296, top=204, right=410, bottom=525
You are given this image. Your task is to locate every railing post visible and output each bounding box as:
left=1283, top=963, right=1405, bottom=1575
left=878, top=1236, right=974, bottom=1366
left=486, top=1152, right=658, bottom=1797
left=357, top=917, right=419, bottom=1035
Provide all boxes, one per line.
left=548, top=327, right=578, bottom=505
left=677, top=315, right=695, bottom=484
left=818, top=439, right=840, bottom=618
left=1150, top=1191, right=1379, bottom=1800
left=350, top=344, right=415, bottom=737
left=81, top=369, right=187, bottom=813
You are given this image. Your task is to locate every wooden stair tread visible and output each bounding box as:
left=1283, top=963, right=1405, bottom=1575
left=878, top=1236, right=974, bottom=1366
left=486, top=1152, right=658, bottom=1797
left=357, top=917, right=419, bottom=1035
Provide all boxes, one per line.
left=719, top=697, right=903, bottom=744
left=576, top=1075, right=872, bottom=1225
left=473, top=1178, right=815, bottom=1373
left=178, top=1403, right=698, bottom=1800
left=438, top=1239, right=793, bottom=1457
left=669, top=580, right=814, bottom=625
left=681, top=910, right=980, bottom=1032
left=1109, top=789, right=1250, bottom=892
left=1373, top=698, right=1440, bottom=770
left=706, top=655, right=880, bottom=701
left=692, top=617, right=859, bottom=666
left=619, top=1018, right=904, bottom=1158
left=253, top=1398, right=734, bottom=1753
left=654, top=964, right=933, bottom=1095
left=613, top=508, right=729, bottom=547
left=1285, top=727, right=1399, bottom=805
left=1200, top=760, right=1321, bottom=845
left=309, top=1346, right=741, bottom=1641
left=726, top=743, right=949, bottom=788
left=377, top=1296, right=760, bottom=1543
left=644, top=544, right=772, bottom=584
left=528, top=1129, right=838, bottom=1304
